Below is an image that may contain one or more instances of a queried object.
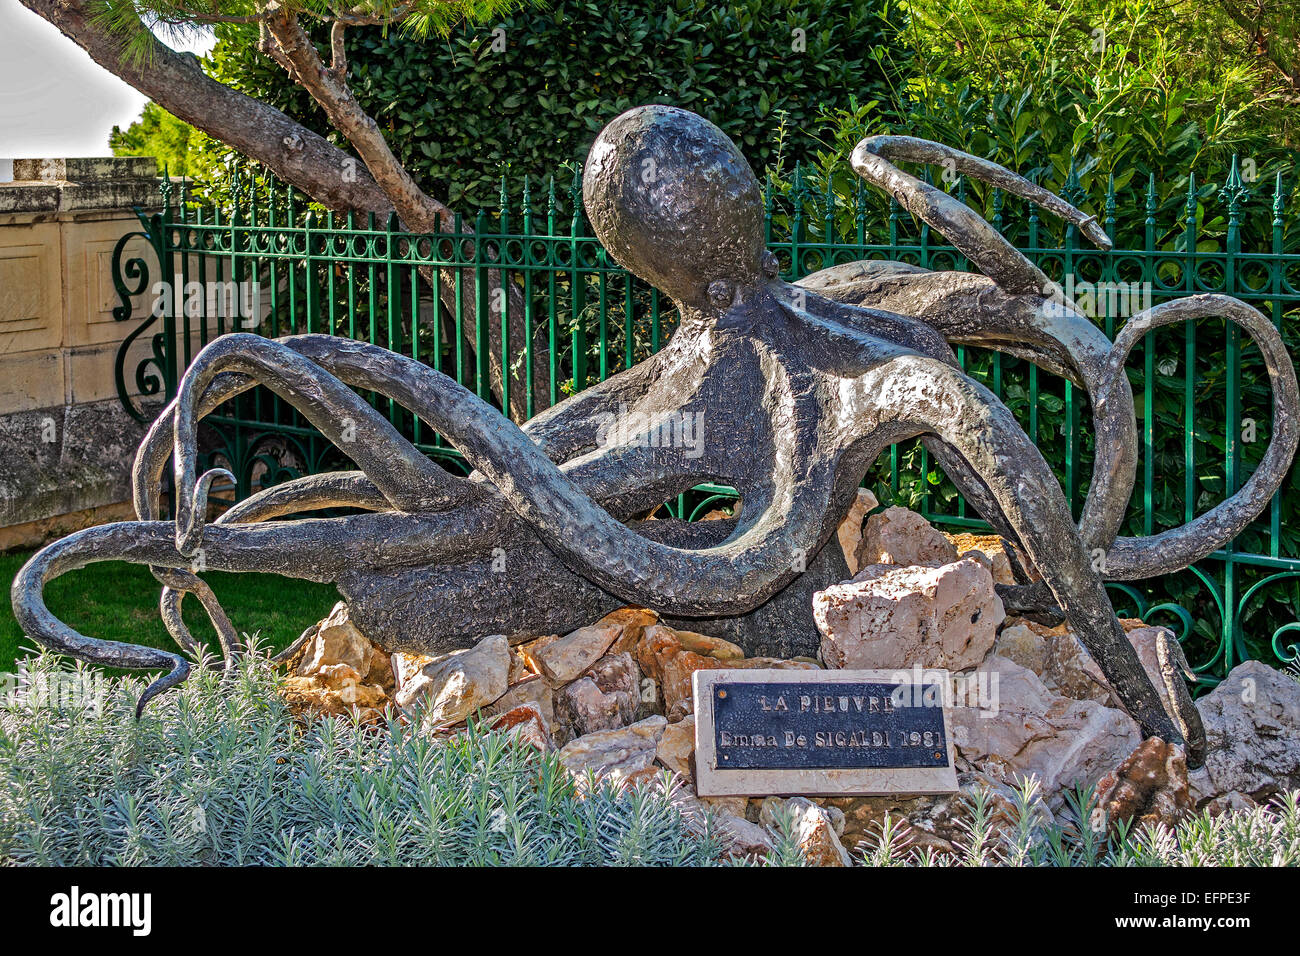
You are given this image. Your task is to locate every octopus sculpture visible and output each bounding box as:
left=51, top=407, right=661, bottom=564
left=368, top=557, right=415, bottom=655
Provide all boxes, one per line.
left=13, top=106, right=1300, bottom=767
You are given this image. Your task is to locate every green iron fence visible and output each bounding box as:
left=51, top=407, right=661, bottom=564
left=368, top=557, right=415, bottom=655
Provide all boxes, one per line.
left=109, top=160, right=1300, bottom=686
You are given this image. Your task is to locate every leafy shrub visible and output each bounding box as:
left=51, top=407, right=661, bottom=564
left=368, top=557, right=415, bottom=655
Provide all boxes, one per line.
left=195, top=0, right=899, bottom=208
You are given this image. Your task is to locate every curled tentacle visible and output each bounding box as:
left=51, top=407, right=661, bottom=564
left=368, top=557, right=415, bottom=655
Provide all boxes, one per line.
left=800, top=265, right=1140, bottom=552
left=167, top=334, right=835, bottom=615
left=1096, top=294, right=1300, bottom=579
left=172, top=335, right=464, bottom=553
left=11, top=525, right=191, bottom=718
left=851, top=135, right=1110, bottom=295
left=850, top=351, right=1195, bottom=750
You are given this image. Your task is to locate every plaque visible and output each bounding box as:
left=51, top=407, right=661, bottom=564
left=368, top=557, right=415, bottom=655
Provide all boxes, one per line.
left=693, top=668, right=958, bottom=796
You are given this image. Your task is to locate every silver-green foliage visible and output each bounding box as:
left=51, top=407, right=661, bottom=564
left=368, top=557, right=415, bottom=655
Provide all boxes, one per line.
left=0, top=649, right=726, bottom=866
left=853, top=779, right=1300, bottom=868
left=4, top=651, right=1298, bottom=867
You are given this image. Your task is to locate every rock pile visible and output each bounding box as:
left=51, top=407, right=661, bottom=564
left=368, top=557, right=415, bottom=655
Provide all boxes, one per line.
left=281, top=502, right=1300, bottom=865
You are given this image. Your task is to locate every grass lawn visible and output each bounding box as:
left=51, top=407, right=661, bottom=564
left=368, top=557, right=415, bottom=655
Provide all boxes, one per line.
left=0, top=549, right=341, bottom=673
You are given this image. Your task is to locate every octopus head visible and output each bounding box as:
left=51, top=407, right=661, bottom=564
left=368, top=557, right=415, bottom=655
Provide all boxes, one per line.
left=584, top=105, right=774, bottom=312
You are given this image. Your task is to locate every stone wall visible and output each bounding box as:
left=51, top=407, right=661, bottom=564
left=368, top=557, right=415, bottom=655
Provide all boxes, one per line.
left=0, top=158, right=163, bottom=550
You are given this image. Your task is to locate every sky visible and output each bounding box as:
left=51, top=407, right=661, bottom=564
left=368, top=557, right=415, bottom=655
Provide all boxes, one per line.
left=0, top=1, right=215, bottom=163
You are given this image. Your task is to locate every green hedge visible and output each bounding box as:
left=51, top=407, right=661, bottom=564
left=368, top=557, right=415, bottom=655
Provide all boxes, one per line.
left=202, top=0, right=898, bottom=208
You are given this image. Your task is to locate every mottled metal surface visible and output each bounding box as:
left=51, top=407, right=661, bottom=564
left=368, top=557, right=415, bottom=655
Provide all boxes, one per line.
left=14, top=107, right=1299, bottom=771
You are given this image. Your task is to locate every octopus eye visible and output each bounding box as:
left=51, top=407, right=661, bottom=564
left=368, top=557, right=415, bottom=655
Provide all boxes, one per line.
left=762, top=251, right=780, bottom=278
left=708, top=280, right=734, bottom=307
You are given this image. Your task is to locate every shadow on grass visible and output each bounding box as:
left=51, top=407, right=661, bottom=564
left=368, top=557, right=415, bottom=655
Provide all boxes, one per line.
left=0, top=549, right=340, bottom=673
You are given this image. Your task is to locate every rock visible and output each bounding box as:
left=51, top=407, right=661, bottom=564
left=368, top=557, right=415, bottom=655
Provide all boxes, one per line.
left=759, top=796, right=853, bottom=866
left=298, top=602, right=374, bottom=676
left=1204, top=791, right=1257, bottom=817
left=533, top=621, right=623, bottom=684
left=814, top=558, right=1004, bottom=671
left=506, top=647, right=533, bottom=685
left=855, top=505, right=958, bottom=569
left=998, top=619, right=1193, bottom=718
left=655, top=714, right=696, bottom=778
left=365, top=646, right=395, bottom=696
left=1125, top=626, right=1195, bottom=721
left=489, top=703, right=551, bottom=751
left=278, top=604, right=393, bottom=722
left=515, top=634, right=559, bottom=676
left=1094, top=737, right=1193, bottom=835
left=603, top=606, right=661, bottom=655
left=635, top=624, right=685, bottom=684
left=993, top=623, right=1048, bottom=675
left=558, top=715, right=668, bottom=787
left=837, top=486, right=880, bottom=575
left=393, top=634, right=510, bottom=725
left=635, top=623, right=742, bottom=682
left=662, top=789, right=773, bottom=859
left=951, top=656, right=1141, bottom=806
left=555, top=652, right=640, bottom=740
left=280, top=670, right=389, bottom=724
left=1043, top=627, right=1112, bottom=703
left=665, top=629, right=745, bottom=661
left=946, top=532, right=1019, bottom=586
left=698, top=795, right=750, bottom=817
left=487, top=675, right=555, bottom=730
left=659, top=652, right=817, bottom=715
left=715, top=813, right=775, bottom=858
left=1195, top=660, right=1300, bottom=801
left=661, top=650, right=725, bottom=714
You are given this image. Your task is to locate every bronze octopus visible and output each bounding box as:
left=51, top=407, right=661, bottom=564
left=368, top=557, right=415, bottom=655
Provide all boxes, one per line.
left=14, top=106, right=1300, bottom=768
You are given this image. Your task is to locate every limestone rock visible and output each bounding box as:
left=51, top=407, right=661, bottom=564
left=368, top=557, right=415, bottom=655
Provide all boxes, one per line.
left=1204, top=790, right=1257, bottom=817
left=837, top=486, right=880, bottom=576
left=1094, top=737, right=1193, bottom=835
left=759, top=796, right=853, bottom=866
left=487, top=675, right=555, bottom=730
left=555, top=652, right=640, bottom=740
left=1125, top=626, right=1195, bottom=720
left=298, top=602, right=373, bottom=676
left=659, top=652, right=817, bottom=715
left=603, top=606, right=661, bottom=655
left=855, top=505, right=958, bottom=569
left=666, top=629, right=745, bottom=661
left=515, top=634, right=559, bottom=677
left=280, top=669, right=390, bottom=723
left=533, top=621, right=623, bottom=684
left=489, top=703, right=551, bottom=751
left=993, top=623, right=1048, bottom=675
left=950, top=656, right=1141, bottom=806
left=1043, top=627, right=1112, bottom=703
left=664, top=789, right=773, bottom=859
left=393, top=634, right=510, bottom=725
left=280, top=604, right=393, bottom=722
left=661, top=650, right=726, bottom=714
left=946, top=532, right=1019, bottom=586
left=558, top=715, right=668, bottom=786
left=655, top=714, right=696, bottom=779
left=1196, top=660, right=1300, bottom=800
left=635, top=624, right=685, bottom=684
left=814, top=558, right=1003, bottom=671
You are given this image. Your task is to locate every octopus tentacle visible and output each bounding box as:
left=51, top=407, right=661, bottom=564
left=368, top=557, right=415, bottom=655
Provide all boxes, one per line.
left=851, top=135, right=1110, bottom=295
left=11, top=525, right=191, bottom=718
left=172, top=335, right=463, bottom=557
left=851, top=351, right=1194, bottom=750
left=1096, top=295, right=1300, bottom=579
left=800, top=258, right=1140, bottom=554
left=197, top=343, right=833, bottom=614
